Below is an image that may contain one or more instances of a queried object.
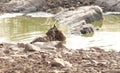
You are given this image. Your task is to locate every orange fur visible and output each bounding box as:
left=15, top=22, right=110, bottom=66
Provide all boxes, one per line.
left=46, top=24, right=66, bottom=41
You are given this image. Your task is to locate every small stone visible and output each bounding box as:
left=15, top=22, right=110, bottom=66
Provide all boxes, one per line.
left=0, top=44, right=3, bottom=48
left=64, top=61, right=72, bottom=67
left=55, top=42, right=65, bottom=48
left=51, top=58, right=65, bottom=67
left=51, top=58, right=72, bottom=68
left=24, top=43, right=40, bottom=52
left=17, top=43, right=25, bottom=48
left=4, top=50, right=10, bottom=54
left=49, top=70, right=65, bottom=73
left=9, top=47, right=19, bottom=51
left=69, top=7, right=75, bottom=10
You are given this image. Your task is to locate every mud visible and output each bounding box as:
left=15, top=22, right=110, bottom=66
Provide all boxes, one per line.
left=0, top=0, right=120, bottom=13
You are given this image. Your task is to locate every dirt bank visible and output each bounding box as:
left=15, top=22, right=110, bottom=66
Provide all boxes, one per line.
left=0, top=0, right=120, bottom=13
left=0, top=42, right=120, bottom=73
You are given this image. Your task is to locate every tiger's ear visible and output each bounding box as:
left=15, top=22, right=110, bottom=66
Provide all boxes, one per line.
left=52, top=24, right=57, bottom=29
left=53, top=24, right=56, bottom=28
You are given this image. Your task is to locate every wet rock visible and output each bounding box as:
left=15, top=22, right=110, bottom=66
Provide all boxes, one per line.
left=24, top=43, right=40, bottom=52
left=71, top=20, right=94, bottom=35
left=80, top=24, right=94, bottom=34
left=55, top=6, right=103, bottom=25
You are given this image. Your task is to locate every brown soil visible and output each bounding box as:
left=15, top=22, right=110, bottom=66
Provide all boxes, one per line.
left=0, top=0, right=101, bottom=14
left=0, top=0, right=120, bottom=13
left=0, top=42, right=120, bottom=73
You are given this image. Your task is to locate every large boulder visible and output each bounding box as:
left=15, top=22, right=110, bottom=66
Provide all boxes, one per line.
left=71, top=20, right=95, bottom=35
left=55, top=6, right=103, bottom=25
left=55, top=6, right=103, bottom=35
left=51, top=58, right=72, bottom=68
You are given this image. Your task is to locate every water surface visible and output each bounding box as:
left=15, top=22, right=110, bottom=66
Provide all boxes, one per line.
left=66, top=14, right=120, bottom=51
left=0, top=16, right=57, bottom=42
left=0, top=13, right=120, bottom=51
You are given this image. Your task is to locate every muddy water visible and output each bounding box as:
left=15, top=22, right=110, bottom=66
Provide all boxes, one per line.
left=66, top=14, right=120, bottom=51
left=0, top=16, right=57, bottom=42
left=0, top=12, right=70, bottom=43
left=0, top=13, right=120, bottom=51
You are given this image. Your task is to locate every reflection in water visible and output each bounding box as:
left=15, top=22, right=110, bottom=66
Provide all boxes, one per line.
left=0, top=16, right=58, bottom=42
left=66, top=32, right=120, bottom=51
left=0, top=14, right=120, bottom=51
left=66, top=15, right=120, bottom=51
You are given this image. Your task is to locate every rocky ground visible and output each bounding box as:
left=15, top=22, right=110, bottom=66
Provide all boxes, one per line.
left=55, top=5, right=103, bottom=35
left=0, top=0, right=120, bottom=13
left=0, top=42, right=120, bottom=73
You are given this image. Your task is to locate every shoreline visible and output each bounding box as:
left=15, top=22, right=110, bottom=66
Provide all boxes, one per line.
left=0, top=11, right=120, bottom=19
left=0, top=41, right=120, bottom=73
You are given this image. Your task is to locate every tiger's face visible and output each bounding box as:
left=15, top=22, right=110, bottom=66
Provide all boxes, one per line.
left=46, top=24, right=66, bottom=41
